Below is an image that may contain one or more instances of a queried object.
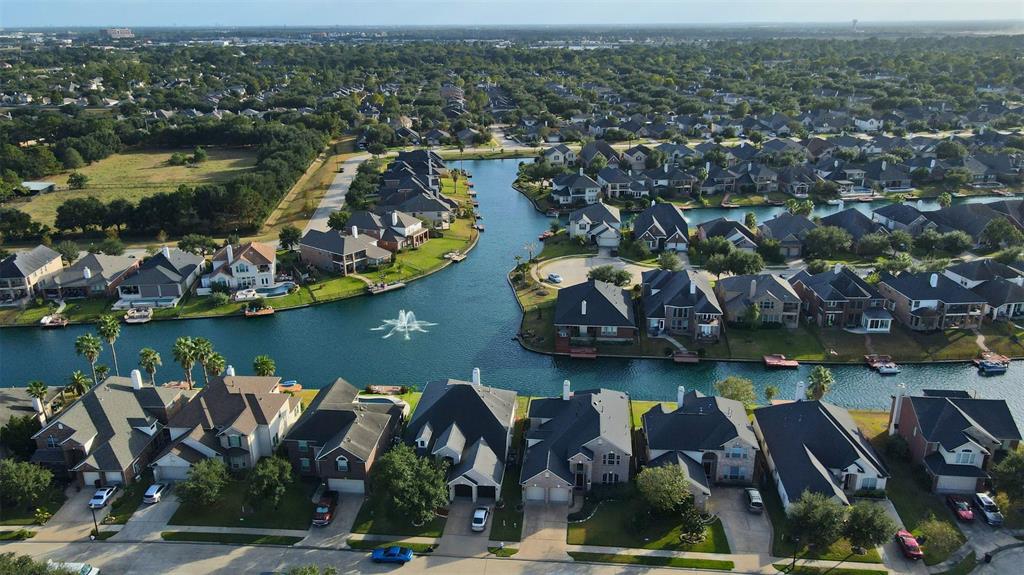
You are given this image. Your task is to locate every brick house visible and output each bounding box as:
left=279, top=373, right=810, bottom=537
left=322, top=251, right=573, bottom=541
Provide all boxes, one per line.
left=553, top=280, right=637, bottom=352
left=789, top=264, right=893, bottom=332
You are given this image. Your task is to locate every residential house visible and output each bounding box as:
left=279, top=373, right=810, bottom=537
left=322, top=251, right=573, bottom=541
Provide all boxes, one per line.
left=0, top=245, right=62, bottom=303
left=888, top=388, right=1020, bottom=493
left=876, top=272, right=986, bottom=331
left=348, top=210, right=429, bottom=252
left=40, top=253, right=140, bottom=300
left=551, top=170, right=602, bottom=206
left=115, top=247, right=204, bottom=308
left=944, top=259, right=1024, bottom=321
left=777, top=165, right=821, bottom=198
left=862, top=160, right=912, bottom=191
left=521, top=384, right=632, bottom=503
left=621, top=144, right=651, bottom=171
left=754, top=397, right=889, bottom=509
left=715, top=274, right=801, bottom=328
left=758, top=213, right=817, bottom=258
left=596, top=166, right=631, bottom=198
left=283, top=378, right=402, bottom=494
left=0, top=386, right=58, bottom=456
left=789, top=265, right=893, bottom=332
left=299, top=228, right=393, bottom=275
left=923, top=203, right=1023, bottom=247
left=578, top=140, right=619, bottom=169
left=553, top=280, right=637, bottom=352
left=872, top=203, right=936, bottom=235
left=541, top=144, right=576, bottom=167
left=151, top=373, right=302, bottom=480
left=697, top=218, right=759, bottom=252
left=735, top=163, right=779, bottom=194
left=205, top=242, right=276, bottom=290
left=642, top=388, right=758, bottom=509
left=641, top=269, right=722, bottom=342
left=819, top=208, right=887, bottom=244
left=425, top=129, right=450, bottom=146
left=31, top=370, right=187, bottom=486
left=406, top=374, right=517, bottom=501
left=632, top=203, right=689, bottom=253
left=566, top=202, right=621, bottom=248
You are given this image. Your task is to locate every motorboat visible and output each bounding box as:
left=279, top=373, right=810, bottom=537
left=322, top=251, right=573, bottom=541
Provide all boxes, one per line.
left=123, top=307, right=153, bottom=324
left=977, top=360, right=1008, bottom=375
left=876, top=362, right=901, bottom=375
left=39, top=314, right=69, bottom=328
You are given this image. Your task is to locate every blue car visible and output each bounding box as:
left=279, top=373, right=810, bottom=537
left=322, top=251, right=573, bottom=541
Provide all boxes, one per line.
left=371, top=546, right=414, bottom=564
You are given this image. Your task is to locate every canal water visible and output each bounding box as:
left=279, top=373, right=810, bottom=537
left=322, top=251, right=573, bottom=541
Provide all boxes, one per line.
left=1, top=159, right=1021, bottom=423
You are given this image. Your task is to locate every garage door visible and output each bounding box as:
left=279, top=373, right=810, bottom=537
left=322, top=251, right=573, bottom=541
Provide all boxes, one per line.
left=549, top=487, right=571, bottom=502
left=453, top=484, right=473, bottom=498
left=82, top=472, right=101, bottom=487
left=935, top=475, right=978, bottom=493
left=525, top=486, right=546, bottom=501
left=328, top=478, right=365, bottom=494
left=477, top=486, right=496, bottom=500
left=154, top=465, right=190, bottom=482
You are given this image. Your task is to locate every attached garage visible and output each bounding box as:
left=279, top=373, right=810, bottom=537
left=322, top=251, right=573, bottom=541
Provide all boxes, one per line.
left=327, top=478, right=365, bottom=494
left=524, top=486, right=546, bottom=501
left=452, top=484, right=474, bottom=498
left=476, top=486, right=496, bottom=500
left=935, top=475, right=979, bottom=493
left=82, top=472, right=102, bottom=487
left=154, top=464, right=191, bottom=482
left=549, top=487, right=572, bottom=503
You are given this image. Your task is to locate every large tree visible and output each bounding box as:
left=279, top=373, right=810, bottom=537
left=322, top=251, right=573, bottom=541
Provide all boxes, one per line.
left=74, top=333, right=102, bottom=384
left=715, top=376, right=757, bottom=407
left=992, top=446, right=1024, bottom=499
left=178, top=458, right=230, bottom=507
left=248, top=456, right=293, bottom=508
left=636, top=465, right=692, bottom=514
left=980, top=217, right=1024, bottom=250
left=804, top=226, right=853, bottom=259
left=0, top=459, right=53, bottom=515
left=373, top=444, right=449, bottom=526
left=138, top=348, right=162, bottom=385
left=253, top=355, right=276, bottom=377
left=787, top=491, right=847, bottom=551
left=279, top=225, right=302, bottom=250
left=844, top=502, right=896, bottom=554
left=177, top=234, right=220, bottom=256
left=0, top=552, right=75, bottom=575
left=0, top=414, right=41, bottom=461
left=807, top=366, right=835, bottom=401
left=172, top=336, right=198, bottom=389
left=587, top=264, right=632, bottom=286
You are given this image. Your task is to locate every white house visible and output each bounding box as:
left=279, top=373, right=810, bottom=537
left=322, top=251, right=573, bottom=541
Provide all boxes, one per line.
left=205, top=242, right=277, bottom=290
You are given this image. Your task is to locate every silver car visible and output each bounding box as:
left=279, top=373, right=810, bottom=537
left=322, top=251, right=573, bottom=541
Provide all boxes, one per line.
left=973, top=493, right=1004, bottom=526
left=745, top=488, right=764, bottom=513
left=471, top=507, right=489, bottom=532
left=143, top=483, right=167, bottom=504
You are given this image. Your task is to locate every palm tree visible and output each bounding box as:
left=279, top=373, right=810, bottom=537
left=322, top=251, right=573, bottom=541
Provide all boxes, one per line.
left=138, top=348, right=162, bottom=385
left=95, top=364, right=110, bottom=382
left=206, top=352, right=226, bottom=379
left=74, top=334, right=102, bottom=384
left=192, top=337, right=215, bottom=385
left=764, top=384, right=779, bottom=404
left=66, top=370, right=92, bottom=396
left=253, top=355, right=276, bottom=377
left=807, top=365, right=835, bottom=401
left=26, top=380, right=48, bottom=406
left=172, top=337, right=198, bottom=389
left=96, top=315, right=122, bottom=375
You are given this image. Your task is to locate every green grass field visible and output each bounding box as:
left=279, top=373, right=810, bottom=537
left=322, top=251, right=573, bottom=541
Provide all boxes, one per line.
left=12, top=148, right=257, bottom=226
left=350, top=498, right=446, bottom=537
left=567, top=497, right=731, bottom=554
left=167, top=478, right=314, bottom=530
left=160, top=531, right=302, bottom=546
left=569, top=552, right=735, bottom=571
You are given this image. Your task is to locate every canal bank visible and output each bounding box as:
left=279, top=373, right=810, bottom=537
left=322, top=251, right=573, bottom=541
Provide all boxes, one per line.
left=1, top=159, right=1021, bottom=427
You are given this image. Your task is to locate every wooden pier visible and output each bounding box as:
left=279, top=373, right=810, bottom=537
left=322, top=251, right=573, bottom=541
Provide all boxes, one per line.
left=763, top=354, right=799, bottom=369
left=367, top=282, right=407, bottom=295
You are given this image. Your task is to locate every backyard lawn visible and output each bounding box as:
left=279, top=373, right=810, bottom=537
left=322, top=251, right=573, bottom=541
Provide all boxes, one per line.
left=567, top=496, right=731, bottom=553
left=0, top=297, right=114, bottom=326
left=168, top=477, right=314, bottom=530
left=717, top=325, right=825, bottom=360
left=350, top=497, right=446, bottom=538
left=12, top=148, right=258, bottom=226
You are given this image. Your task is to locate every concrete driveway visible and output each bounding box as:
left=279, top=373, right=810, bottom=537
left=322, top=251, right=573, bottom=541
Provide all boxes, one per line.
left=711, top=487, right=771, bottom=555
left=436, top=499, right=492, bottom=558
left=535, top=255, right=651, bottom=289
left=304, top=495, right=363, bottom=549
left=975, top=544, right=1024, bottom=575
left=35, top=485, right=109, bottom=541
left=868, top=498, right=928, bottom=575
left=517, top=502, right=569, bottom=560
left=114, top=492, right=181, bottom=542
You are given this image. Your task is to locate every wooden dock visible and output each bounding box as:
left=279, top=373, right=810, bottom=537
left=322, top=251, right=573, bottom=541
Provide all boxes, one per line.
left=763, top=354, right=799, bottom=369
left=569, top=347, right=598, bottom=359
left=673, top=351, right=700, bottom=364
left=864, top=354, right=893, bottom=369
left=474, top=224, right=486, bottom=231
left=974, top=351, right=1010, bottom=366
left=446, top=252, right=467, bottom=262
left=367, top=282, right=407, bottom=295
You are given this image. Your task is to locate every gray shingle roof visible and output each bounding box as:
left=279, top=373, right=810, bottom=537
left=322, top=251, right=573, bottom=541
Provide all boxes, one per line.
left=759, top=212, right=817, bottom=243
left=554, top=280, right=636, bottom=327
left=632, top=203, right=689, bottom=242
left=287, top=378, right=400, bottom=462
left=641, top=269, right=721, bottom=318
left=819, top=208, right=886, bottom=242
left=568, top=202, right=620, bottom=227
left=908, top=392, right=1021, bottom=451
left=879, top=272, right=987, bottom=304
left=119, top=249, right=202, bottom=288
left=0, top=245, right=60, bottom=279
left=946, top=259, right=1022, bottom=283
left=643, top=391, right=754, bottom=452
left=971, top=277, right=1024, bottom=307
left=789, top=266, right=881, bottom=302
left=300, top=229, right=392, bottom=260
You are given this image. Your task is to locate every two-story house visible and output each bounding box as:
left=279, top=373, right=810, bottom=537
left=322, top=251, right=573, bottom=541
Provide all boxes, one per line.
left=566, top=202, right=621, bottom=248
left=31, top=370, right=187, bottom=486
left=348, top=210, right=429, bottom=252
left=753, top=394, right=890, bottom=509
left=715, top=274, right=801, bottom=328
left=405, top=372, right=517, bottom=502
left=758, top=212, right=817, bottom=259
left=789, top=265, right=893, bottom=332
left=641, top=269, right=722, bottom=342
left=944, top=259, right=1024, bottom=321
left=521, top=383, right=632, bottom=504
left=150, top=372, right=301, bottom=480
left=632, top=202, right=689, bottom=253
left=553, top=280, right=637, bottom=352
left=596, top=166, right=632, bottom=198
left=283, top=378, right=403, bottom=494
left=819, top=208, right=888, bottom=245
left=115, top=247, right=204, bottom=309
left=299, top=228, right=393, bottom=275
left=872, top=203, right=936, bottom=235
left=40, top=253, right=140, bottom=300
left=206, top=241, right=277, bottom=290
left=888, top=387, right=1021, bottom=493
left=541, top=144, right=577, bottom=167
left=876, top=272, right=986, bottom=331
left=551, top=170, right=602, bottom=205
left=642, top=387, right=758, bottom=510
left=697, top=218, right=760, bottom=253
left=0, top=245, right=63, bottom=303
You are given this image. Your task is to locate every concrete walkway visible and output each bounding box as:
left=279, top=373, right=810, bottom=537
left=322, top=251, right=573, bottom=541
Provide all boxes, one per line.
left=304, top=152, right=369, bottom=233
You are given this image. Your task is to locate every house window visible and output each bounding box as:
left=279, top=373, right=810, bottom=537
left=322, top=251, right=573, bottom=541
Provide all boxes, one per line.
left=861, top=476, right=878, bottom=490
left=228, top=435, right=241, bottom=448
left=601, top=472, right=619, bottom=484
left=600, top=326, right=618, bottom=336
left=297, top=440, right=308, bottom=451
left=727, top=466, right=743, bottom=480
left=727, top=447, right=746, bottom=459
left=760, top=300, right=775, bottom=310
left=300, top=458, right=310, bottom=472
left=272, top=434, right=279, bottom=447
left=602, top=453, right=620, bottom=466
left=955, top=450, right=976, bottom=465
left=47, top=436, right=58, bottom=448
left=336, top=456, right=349, bottom=472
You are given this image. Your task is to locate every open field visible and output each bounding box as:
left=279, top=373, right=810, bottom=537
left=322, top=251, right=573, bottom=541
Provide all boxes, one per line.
left=11, top=148, right=257, bottom=226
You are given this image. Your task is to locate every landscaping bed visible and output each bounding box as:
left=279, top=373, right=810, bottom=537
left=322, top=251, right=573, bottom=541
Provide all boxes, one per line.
left=104, top=471, right=153, bottom=524
left=0, top=529, right=35, bottom=541
left=168, top=478, right=314, bottom=530
left=488, top=546, right=518, bottom=557
left=569, top=551, right=735, bottom=571
left=160, top=531, right=303, bottom=546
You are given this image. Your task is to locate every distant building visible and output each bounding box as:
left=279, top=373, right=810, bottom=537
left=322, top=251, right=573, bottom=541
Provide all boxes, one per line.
left=102, top=28, right=134, bottom=39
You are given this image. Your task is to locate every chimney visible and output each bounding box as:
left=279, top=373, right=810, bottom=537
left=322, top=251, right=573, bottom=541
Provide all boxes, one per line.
left=794, top=380, right=808, bottom=402
left=581, top=300, right=587, bottom=315
left=929, top=159, right=936, bottom=169
left=690, top=280, right=697, bottom=295
left=225, top=365, right=236, bottom=377
left=579, top=167, right=584, bottom=176
left=562, top=379, right=572, bottom=401
left=161, top=246, right=171, bottom=258
left=881, top=160, right=887, bottom=171
left=749, top=279, right=757, bottom=300
left=705, top=161, right=711, bottom=172
left=471, top=367, right=481, bottom=386
left=351, top=225, right=358, bottom=238
left=32, top=395, right=45, bottom=418
left=833, top=262, right=842, bottom=275
left=82, top=266, right=92, bottom=279
left=929, top=273, right=938, bottom=288
left=226, top=244, right=234, bottom=263
left=391, top=211, right=399, bottom=226
left=130, top=369, right=144, bottom=390
left=664, top=164, right=668, bottom=174
left=834, top=159, right=839, bottom=168
left=838, top=200, right=844, bottom=210
left=677, top=385, right=686, bottom=409
left=888, top=383, right=907, bottom=436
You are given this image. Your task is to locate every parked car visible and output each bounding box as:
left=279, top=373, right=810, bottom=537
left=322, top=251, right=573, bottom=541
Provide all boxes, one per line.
left=894, top=530, right=924, bottom=560
left=48, top=562, right=100, bottom=575
left=88, top=486, right=118, bottom=509
left=142, top=483, right=168, bottom=504
left=312, top=491, right=339, bottom=527
left=547, top=273, right=563, bottom=284
left=744, top=488, right=764, bottom=513
left=471, top=506, right=489, bottom=532
left=973, top=493, right=1005, bottom=526
left=945, top=495, right=974, bottom=522
left=371, top=546, right=414, bottom=564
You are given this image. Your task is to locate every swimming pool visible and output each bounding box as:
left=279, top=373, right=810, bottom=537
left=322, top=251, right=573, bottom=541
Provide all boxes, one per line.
left=255, top=282, right=296, bottom=298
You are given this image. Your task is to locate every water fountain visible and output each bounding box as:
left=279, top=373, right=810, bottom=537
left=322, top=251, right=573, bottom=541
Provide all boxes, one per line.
left=371, top=310, right=438, bottom=340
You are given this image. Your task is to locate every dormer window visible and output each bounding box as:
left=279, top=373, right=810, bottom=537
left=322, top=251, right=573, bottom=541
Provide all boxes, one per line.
left=955, top=449, right=976, bottom=465
left=336, top=456, right=349, bottom=472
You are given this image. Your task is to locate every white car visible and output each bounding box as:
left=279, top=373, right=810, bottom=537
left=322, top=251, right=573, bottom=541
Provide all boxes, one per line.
left=88, top=486, right=118, bottom=509
left=973, top=493, right=1005, bottom=526
left=48, top=561, right=100, bottom=575
left=143, top=483, right=168, bottom=504
left=471, top=507, right=489, bottom=532
left=547, top=273, right=563, bottom=284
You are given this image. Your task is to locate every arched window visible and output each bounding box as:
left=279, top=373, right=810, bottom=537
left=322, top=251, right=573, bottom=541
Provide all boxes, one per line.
left=335, top=455, right=349, bottom=472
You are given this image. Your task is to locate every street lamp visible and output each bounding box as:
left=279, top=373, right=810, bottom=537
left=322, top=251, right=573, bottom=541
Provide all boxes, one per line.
left=90, top=506, right=99, bottom=539
left=791, top=534, right=800, bottom=571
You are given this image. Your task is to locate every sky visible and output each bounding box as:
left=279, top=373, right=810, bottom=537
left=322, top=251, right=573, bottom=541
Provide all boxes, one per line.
left=2, top=1, right=1022, bottom=28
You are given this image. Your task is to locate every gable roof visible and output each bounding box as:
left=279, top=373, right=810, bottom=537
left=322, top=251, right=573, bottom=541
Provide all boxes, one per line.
left=299, top=229, right=392, bottom=260
left=641, top=269, right=721, bottom=318
left=119, top=249, right=203, bottom=288
left=907, top=392, right=1021, bottom=451
left=633, top=203, right=689, bottom=241
left=554, top=280, right=635, bottom=327
left=759, top=212, right=817, bottom=243
left=716, top=273, right=800, bottom=315
left=169, top=375, right=294, bottom=437
left=789, top=266, right=881, bottom=302
left=699, top=217, right=759, bottom=246
left=819, top=208, right=886, bottom=242
left=0, top=245, right=60, bottom=279
left=878, top=272, right=987, bottom=304
left=212, top=242, right=275, bottom=267
left=946, top=259, right=1022, bottom=283
left=873, top=203, right=927, bottom=226
left=286, top=378, right=400, bottom=462
left=568, top=202, right=621, bottom=227
left=644, top=391, right=755, bottom=452
left=41, top=253, right=138, bottom=290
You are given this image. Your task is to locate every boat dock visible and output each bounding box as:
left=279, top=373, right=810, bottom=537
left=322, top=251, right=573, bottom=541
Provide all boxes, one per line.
left=673, top=351, right=700, bottom=364
left=974, top=351, right=1010, bottom=366
left=763, top=354, right=799, bottom=368
left=864, top=354, right=893, bottom=368
left=569, top=347, right=598, bottom=359
left=445, top=252, right=467, bottom=262
left=367, top=282, right=407, bottom=295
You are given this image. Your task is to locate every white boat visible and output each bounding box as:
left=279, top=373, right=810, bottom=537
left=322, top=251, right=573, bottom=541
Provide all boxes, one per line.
left=39, top=314, right=69, bottom=328
left=123, top=307, right=153, bottom=324
left=233, top=288, right=259, bottom=302
left=876, top=362, right=901, bottom=375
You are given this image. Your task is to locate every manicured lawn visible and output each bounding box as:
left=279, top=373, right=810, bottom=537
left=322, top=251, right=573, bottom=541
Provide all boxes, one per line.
left=1, top=298, right=115, bottom=326
left=490, top=400, right=529, bottom=542
left=569, top=552, right=735, bottom=571
left=772, top=563, right=886, bottom=575
left=0, top=485, right=67, bottom=526
left=12, top=148, right=257, bottom=227
left=104, top=471, right=153, bottom=524
left=762, top=482, right=883, bottom=564
left=488, top=546, right=519, bottom=557
left=168, top=478, right=314, bottom=530
left=567, top=496, right=731, bottom=553
left=346, top=539, right=435, bottom=552
left=719, top=325, right=826, bottom=361
left=910, top=329, right=983, bottom=361
left=0, top=529, right=35, bottom=541
left=934, top=551, right=977, bottom=575
left=350, top=498, right=446, bottom=538
left=307, top=275, right=366, bottom=301
left=518, top=302, right=557, bottom=353
left=537, top=233, right=596, bottom=260
left=160, top=531, right=303, bottom=546
left=512, top=271, right=558, bottom=310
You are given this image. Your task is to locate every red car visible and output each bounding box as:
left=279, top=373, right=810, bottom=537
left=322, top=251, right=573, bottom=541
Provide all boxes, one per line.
left=895, top=530, right=924, bottom=560
left=946, top=495, right=974, bottom=522
left=312, top=491, right=339, bottom=527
